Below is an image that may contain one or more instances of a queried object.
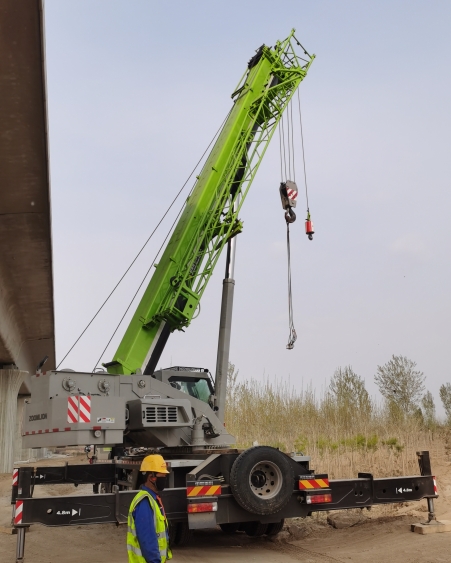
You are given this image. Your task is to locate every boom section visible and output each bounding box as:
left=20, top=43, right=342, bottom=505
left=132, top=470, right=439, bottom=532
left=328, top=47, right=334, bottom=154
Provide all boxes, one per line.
left=107, top=30, right=314, bottom=375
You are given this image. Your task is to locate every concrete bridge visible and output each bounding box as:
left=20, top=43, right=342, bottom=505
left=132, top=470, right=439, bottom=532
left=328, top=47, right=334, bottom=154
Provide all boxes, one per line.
left=0, top=0, right=55, bottom=472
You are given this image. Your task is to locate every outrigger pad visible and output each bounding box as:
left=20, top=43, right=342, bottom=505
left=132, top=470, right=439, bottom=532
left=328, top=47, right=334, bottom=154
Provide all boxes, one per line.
left=411, top=520, right=451, bottom=534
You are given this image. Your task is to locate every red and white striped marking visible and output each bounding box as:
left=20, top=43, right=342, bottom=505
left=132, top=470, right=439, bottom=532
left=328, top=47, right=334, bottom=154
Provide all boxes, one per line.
left=78, top=395, right=91, bottom=423
left=67, top=396, right=79, bottom=423
left=12, top=469, right=19, bottom=486
left=67, top=395, right=91, bottom=423
left=14, top=501, right=23, bottom=525
left=25, top=428, right=72, bottom=435
left=433, top=476, right=438, bottom=494
left=287, top=188, right=298, bottom=200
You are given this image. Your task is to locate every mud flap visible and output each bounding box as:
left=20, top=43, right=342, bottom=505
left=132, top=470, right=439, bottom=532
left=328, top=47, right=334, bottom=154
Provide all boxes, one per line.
left=188, top=511, right=217, bottom=530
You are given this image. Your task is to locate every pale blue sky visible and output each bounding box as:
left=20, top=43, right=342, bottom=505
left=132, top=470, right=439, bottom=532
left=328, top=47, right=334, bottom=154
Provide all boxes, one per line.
left=45, top=1, right=451, bottom=413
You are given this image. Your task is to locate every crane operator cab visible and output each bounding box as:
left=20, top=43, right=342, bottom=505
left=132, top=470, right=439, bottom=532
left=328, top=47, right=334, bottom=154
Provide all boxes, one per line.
left=153, top=366, right=215, bottom=407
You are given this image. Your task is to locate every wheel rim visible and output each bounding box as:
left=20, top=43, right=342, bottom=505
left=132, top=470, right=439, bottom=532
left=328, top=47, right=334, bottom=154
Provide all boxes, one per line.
left=248, top=460, right=282, bottom=499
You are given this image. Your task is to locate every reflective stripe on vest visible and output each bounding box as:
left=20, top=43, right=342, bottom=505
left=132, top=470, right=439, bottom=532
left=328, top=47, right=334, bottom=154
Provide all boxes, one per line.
left=127, top=489, right=172, bottom=563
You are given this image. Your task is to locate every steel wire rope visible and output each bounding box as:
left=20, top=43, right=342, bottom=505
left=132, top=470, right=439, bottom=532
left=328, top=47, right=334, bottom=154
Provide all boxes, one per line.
left=286, top=222, right=297, bottom=349
left=278, top=122, right=284, bottom=182
left=280, top=112, right=288, bottom=180
left=278, top=97, right=298, bottom=350
left=286, top=101, right=292, bottom=179
left=297, top=89, right=310, bottom=210
left=284, top=95, right=300, bottom=350
left=91, top=202, right=186, bottom=372
left=57, top=108, right=232, bottom=370
left=290, top=98, right=296, bottom=182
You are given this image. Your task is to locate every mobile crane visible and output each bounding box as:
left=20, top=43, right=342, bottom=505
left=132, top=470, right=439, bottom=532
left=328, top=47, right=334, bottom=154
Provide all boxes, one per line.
left=12, top=30, right=438, bottom=561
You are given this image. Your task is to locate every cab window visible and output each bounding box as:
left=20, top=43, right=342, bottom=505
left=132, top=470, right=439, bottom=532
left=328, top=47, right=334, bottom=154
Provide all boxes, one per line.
left=169, top=377, right=212, bottom=404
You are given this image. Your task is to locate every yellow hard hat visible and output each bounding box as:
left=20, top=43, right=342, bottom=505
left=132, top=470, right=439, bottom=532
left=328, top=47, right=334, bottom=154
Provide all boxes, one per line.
left=140, top=454, right=169, bottom=474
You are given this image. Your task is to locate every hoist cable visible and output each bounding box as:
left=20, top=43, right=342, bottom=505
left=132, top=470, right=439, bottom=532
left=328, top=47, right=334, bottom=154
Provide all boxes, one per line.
left=286, top=222, right=297, bottom=349
left=92, top=204, right=185, bottom=372
left=57, top=108, right=232, bottom=370
left=297, top=89, right=309, bottom=210
left=286, top=102, right=292, bottom=179
left=280, top=112, right=288, bottom=180
left=278, top=124, right=283, bottom=182
left=290, top=98, right=296, bottom=182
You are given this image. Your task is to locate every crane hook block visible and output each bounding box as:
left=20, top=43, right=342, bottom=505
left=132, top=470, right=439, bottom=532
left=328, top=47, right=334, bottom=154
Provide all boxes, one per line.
left=279, top=180, right=298, bottom=210
left=285, top=207, right=296, bottom=223
left=305, top=211, right=314, bottom=240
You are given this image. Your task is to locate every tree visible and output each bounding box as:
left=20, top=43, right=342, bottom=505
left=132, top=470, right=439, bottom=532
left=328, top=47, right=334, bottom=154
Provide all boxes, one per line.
left=374, top=355, right=425, bottom=415
left=421, top=391, right=436, bottom=428
left=439, top=383, right=451, bottom=424
left=226, top=362, right=239, bottom=403
left=329, top=366, right=371, bottom=425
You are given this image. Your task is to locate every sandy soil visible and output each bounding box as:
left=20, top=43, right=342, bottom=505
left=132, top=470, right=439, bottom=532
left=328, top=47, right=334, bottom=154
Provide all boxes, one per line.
left=1, top=451, right=450, bottom=563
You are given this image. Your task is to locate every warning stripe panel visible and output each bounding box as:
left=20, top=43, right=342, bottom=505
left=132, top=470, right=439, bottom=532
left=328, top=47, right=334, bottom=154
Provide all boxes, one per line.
left=67, top=395, right=92, bottom=423
left=67, top=396, right=78, bottom=423
left=14, top=501, right=23, bottom=525
left=79, top=395, right=91, bottom=423
left=187, top=485, right=221, bottom=497
left=299, top=478, right=330, bottom=490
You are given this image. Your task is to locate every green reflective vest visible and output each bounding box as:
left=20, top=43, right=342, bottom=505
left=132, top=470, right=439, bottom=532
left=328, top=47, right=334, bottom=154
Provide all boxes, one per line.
left=127, top=489, right=172, bottom=563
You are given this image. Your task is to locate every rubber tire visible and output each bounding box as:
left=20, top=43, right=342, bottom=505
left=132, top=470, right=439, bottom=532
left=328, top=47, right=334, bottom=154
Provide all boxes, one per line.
left=168, top=520, right=177, bottom=545
left=266, top=519, right=284, bottom=536
left=174, top=521, right=191, bottom=546
left=244, top=521, right=268, bottom=537
left=229, top=446, right=294, bottom=515
left=219, top=523, right=240, bottom=534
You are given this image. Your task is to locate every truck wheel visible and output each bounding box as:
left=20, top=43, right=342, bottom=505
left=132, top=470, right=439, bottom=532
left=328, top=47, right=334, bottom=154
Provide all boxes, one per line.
left=219, top=523, right=240, bottom=534
left=229, top=446, right=294, bottom=515
left=175, top=522, right=191, bottom=546
left=244, top=521, right=268, bottom=536
left=266, top=519, right=284, bottom=536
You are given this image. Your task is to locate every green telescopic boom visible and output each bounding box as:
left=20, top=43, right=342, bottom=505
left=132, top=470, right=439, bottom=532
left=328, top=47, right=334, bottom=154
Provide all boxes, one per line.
left=106, top=30, right=314, bottom=375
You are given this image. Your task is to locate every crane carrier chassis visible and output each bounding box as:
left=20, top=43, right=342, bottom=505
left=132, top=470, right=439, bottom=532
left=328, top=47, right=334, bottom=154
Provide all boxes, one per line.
left=11, top=450, right=438, bottom=561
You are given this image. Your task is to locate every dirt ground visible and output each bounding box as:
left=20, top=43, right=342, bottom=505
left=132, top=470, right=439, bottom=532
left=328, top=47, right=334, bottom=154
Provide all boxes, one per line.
left=1, top=451, right=451, bottom=563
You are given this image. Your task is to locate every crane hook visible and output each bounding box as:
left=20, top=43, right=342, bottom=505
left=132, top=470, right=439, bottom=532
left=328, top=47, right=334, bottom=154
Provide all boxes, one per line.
left=285, top=207, right=296, bottom=224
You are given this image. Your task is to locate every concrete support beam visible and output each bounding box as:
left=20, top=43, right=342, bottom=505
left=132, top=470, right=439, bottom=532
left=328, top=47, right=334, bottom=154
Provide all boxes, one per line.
left=0, top=369, right=26, bottom=473
left=0, top=0, right=55, bottom=392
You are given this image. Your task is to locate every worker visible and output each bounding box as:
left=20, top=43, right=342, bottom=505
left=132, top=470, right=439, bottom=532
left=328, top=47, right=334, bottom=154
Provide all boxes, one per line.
left=127, top=454, right=172, bottom=563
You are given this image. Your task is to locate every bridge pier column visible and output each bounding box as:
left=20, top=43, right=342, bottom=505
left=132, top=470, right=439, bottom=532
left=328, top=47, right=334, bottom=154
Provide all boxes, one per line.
left=0, top=369, right=26, bottom=473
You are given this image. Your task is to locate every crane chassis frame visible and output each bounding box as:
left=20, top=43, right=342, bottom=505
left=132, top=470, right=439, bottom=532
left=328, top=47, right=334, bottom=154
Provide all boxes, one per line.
left=11, top=450, right=437, bottom=562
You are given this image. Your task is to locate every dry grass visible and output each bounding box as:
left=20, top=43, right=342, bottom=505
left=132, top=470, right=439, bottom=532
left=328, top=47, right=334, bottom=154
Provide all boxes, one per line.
left=225, top=376, right=446, bottom=478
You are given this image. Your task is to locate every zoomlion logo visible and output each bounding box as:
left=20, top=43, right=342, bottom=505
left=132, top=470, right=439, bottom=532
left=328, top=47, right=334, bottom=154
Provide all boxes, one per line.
left=29, top=413, right=47, bottom=421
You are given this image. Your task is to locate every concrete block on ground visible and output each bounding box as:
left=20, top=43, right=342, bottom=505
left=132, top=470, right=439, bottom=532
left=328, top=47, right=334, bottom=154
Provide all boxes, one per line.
left=411, top=520, right=451, bottom=534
